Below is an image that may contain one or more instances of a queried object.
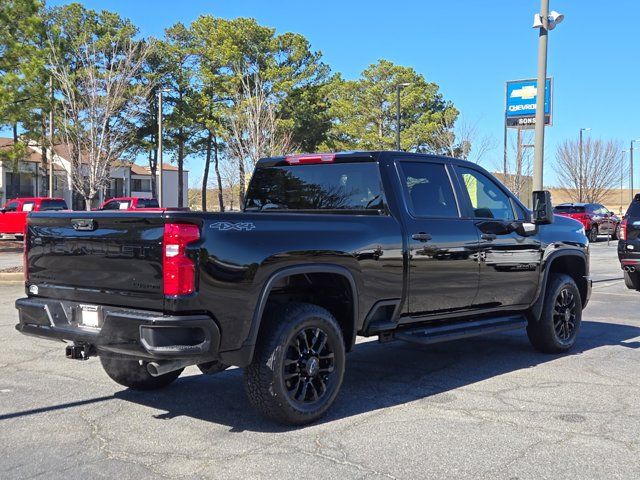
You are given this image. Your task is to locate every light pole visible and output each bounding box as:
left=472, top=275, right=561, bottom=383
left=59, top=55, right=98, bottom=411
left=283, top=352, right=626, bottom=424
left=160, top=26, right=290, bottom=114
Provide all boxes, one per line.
left=532, top=2, right=564, bottom=191
left=631, top=139, right=640, bottom=199
left=157, top=88, right=169, bottom=207
left=396, top=83, right=411, bottom=151
left=578, top=127, right=590, bottom=202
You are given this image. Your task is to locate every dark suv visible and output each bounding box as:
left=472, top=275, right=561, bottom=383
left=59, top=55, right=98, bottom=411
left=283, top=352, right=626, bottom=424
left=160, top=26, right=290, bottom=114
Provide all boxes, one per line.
left=554, top=203, right=621, bottom=242
left=619, top=194, right=640, bottom=290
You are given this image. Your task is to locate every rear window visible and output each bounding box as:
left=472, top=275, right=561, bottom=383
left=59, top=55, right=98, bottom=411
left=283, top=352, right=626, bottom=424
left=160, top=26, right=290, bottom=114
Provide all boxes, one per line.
left=245, top=163, right=385, bottom=212
left=554, top=205, right=585, bottom=214
left=627, top=200, right=640, bottom=218
left=139, top=198, right=159, bottom=208
left=40, top=200, right=67, bottom=211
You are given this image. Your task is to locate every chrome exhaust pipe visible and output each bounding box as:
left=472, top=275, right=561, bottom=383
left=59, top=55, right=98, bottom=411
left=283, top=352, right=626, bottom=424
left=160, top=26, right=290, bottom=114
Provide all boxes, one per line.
left=147, top=359, right=197, bottom=377
left=623, top=265, right=636, bottom=273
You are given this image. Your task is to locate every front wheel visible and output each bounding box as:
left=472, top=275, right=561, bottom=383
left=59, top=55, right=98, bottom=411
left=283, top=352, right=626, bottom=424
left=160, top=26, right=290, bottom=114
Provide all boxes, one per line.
left=612, top=224, right=621, bottom=240
left=527, top=273, right=582, bottom=354
left=100, top=355, right=183, bottom=390
left=244, top=302, right=346, bottom=425
left=588, top=226, right=599, bottom=243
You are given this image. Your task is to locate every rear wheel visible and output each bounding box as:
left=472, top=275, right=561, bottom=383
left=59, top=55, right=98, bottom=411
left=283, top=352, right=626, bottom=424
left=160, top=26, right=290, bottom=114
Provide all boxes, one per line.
left=100, top=356, right=183, bottom=390
left=588, top=226, right=599, bottom=242
left=624, top=271, right=640, bottom=291
left=244, top=302, right=345, bottom=425
left=527, top=273, right=582, bottom=354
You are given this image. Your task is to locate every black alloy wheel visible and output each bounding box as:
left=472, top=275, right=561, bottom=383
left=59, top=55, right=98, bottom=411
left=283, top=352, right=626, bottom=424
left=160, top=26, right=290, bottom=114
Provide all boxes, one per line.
left=283, top=327, right=336, bottom=405
left=552, top=288, right=577, bottom=343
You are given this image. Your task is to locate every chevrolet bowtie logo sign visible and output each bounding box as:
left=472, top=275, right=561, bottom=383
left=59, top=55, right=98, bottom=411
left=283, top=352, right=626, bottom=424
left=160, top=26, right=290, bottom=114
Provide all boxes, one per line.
left=510, top=85, right=537, bottom=100
left=505, top=78, right=552, bottom=128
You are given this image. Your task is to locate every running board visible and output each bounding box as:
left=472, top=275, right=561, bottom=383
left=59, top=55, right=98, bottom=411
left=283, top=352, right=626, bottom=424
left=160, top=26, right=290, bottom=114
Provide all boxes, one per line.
left=394, top=315, right=527, bottom=346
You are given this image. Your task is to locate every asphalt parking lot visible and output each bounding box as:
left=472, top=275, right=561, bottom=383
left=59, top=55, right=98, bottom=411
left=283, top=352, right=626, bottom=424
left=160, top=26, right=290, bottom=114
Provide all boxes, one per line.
left=0, top=240, right=638, bottom=479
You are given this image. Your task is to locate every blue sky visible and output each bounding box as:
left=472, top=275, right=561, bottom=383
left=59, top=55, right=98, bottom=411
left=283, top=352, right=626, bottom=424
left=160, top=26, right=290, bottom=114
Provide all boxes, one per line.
left=39, top=1, right=640, bottom=186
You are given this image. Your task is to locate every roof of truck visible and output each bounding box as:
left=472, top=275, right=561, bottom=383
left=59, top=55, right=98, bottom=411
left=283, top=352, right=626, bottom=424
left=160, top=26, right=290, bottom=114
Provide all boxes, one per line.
left=256, top=151, right=470, bottom=168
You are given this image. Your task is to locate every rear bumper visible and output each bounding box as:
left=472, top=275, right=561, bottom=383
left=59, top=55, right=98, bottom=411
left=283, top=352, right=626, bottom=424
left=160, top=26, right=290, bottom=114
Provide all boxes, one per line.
left=15, top=297, right=221, bottom=361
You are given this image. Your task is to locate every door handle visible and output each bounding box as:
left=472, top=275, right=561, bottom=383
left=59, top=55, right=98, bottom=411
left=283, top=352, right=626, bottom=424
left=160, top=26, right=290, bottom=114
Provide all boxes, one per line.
left=480, top=233, right=497, bottom=241
left=412, top=232, right=432, bottom=242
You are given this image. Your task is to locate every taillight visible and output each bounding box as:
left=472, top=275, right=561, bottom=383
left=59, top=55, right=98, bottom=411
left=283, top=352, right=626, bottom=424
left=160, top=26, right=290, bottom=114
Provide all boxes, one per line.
left=620, top=218, right=628, bottom=241
left=285, top=153, right=335, bottom=165
left=23, top=224, right=29, bottom=283
left=163, top=223, right=200, bottom=296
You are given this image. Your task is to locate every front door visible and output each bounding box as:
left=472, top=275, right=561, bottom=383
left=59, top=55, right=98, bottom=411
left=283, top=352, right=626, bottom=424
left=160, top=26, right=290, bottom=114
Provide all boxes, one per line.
left=398, top=160, right=480, bottom=316
left=455, top=166, right=541, bottom=308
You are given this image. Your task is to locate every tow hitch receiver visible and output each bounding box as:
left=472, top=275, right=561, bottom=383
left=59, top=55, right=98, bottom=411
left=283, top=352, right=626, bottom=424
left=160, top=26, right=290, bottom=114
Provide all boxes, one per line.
left=65, top=344, right=91, bottom=360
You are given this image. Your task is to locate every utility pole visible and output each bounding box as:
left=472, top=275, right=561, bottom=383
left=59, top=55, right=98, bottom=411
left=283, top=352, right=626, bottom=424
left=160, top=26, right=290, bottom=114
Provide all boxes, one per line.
left=395, top=83, right=411, bottom=151
left=48, top=76, right=54, bottom=198
left=157, top=90, right=164, bottom=208
left=532, top=0, right=549, bottom=192
left=631, top=140, right=638, bottom=199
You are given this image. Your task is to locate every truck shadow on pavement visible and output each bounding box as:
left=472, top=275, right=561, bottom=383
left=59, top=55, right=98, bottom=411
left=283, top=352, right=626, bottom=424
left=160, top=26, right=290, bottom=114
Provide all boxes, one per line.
left=2, top=320, right=638, bottom=431
left=111, top=319, right=640, bottom=432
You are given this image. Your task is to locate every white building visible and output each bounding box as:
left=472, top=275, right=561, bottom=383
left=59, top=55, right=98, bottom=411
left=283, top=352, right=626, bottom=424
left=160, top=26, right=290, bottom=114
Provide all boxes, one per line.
left=0, top=138, right=188, bottom=209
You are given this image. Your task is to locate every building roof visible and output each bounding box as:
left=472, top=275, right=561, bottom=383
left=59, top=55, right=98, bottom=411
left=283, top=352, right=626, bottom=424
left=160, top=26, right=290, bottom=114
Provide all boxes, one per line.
left=0, top=138, right=43, bottom=163
left=1, top=138, right=188, bottom=174
left=131, top=163, right=183, bottom=175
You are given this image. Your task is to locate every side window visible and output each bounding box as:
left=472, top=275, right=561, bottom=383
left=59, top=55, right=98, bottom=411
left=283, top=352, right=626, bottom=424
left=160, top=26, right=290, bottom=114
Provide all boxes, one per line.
left=458, top=167, right=515, bottom=221
left=22, top=202, right=35, bottom=212
left=399, top=162, right=459, bottom=218
left=4, top=201, right=19, bottom=212
left=101, top=201, right=119, bottom=210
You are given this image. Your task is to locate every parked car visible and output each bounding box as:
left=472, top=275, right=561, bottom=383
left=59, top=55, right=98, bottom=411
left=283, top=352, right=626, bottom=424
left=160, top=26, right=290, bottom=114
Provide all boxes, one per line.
left=619, top=193, right=640, bottom=291
left=16, top=151, right=591, bottom=425
left=0, top=197, right=67, bottom=239
left=98, top=197, right=160, bottom=210
left=553, top=202, right=621, bottom=242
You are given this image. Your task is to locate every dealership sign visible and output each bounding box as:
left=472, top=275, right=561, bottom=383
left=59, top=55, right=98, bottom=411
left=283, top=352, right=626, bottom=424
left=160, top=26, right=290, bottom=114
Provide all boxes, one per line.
left=506, top=78, right=552, bottom=128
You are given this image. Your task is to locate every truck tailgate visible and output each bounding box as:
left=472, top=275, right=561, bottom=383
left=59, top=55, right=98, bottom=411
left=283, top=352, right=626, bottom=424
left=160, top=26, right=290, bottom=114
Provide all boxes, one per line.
left=26, top=212, right=165, bottom=305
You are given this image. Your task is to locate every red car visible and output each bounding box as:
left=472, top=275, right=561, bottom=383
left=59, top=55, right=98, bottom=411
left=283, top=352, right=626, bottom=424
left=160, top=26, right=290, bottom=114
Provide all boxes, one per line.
left=98, top=197, right=160, bottom=211
left=0, top=197, right=68, bottom=239
left=553, top=202, right=621, bottom=242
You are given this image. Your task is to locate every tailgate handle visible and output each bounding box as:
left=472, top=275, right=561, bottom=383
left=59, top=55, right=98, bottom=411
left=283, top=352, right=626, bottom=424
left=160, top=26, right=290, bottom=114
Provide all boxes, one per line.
left=71, top=219, right=96, bottom=231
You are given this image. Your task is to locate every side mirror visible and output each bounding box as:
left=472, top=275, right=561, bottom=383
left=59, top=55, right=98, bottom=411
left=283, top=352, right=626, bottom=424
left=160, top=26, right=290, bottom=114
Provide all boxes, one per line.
left=0, top=208, right=5, bottom=214
left=532, top=190, right=554, bottom=225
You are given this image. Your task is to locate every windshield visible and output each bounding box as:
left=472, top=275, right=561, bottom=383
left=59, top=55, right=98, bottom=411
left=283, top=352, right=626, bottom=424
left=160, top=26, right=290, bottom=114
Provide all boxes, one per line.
left=554, top=205, right=585, bottom=214
left=244, top=163, right=385, bottom=212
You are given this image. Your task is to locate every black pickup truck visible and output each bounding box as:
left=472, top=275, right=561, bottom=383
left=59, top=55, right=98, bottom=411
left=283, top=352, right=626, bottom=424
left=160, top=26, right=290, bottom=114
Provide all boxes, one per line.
left=15, top=151, right=591, bottom=425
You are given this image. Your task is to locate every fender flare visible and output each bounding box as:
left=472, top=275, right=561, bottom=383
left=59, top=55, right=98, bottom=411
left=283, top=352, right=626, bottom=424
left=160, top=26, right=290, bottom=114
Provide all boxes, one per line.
left=242, top=264, right=359, bottom=349
left=528, top=249, right=589, bottom=321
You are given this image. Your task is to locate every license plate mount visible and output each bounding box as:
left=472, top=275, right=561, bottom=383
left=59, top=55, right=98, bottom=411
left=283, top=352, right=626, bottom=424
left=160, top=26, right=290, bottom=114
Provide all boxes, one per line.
left=79, top=304, right=101, bottom=329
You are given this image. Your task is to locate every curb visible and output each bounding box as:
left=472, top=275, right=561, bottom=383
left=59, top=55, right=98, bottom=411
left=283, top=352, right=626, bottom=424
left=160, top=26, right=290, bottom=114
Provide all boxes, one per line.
left=0, top=272, right=24, bottom=283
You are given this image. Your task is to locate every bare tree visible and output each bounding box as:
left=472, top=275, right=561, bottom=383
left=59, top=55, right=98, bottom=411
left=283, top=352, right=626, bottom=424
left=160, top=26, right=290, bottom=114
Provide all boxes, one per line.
left=554, top=138, right=623, bottom=204
left=226, top=70, right=295, bottom=205
left=48, top=35, right=152, bottom=209
left=432, top=115, right=495, bottom=164
left=500, top=129, right=534, bottom=204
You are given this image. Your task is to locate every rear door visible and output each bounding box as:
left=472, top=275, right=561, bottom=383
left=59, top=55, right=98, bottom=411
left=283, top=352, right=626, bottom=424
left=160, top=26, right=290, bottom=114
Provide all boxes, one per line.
left=1, top=200, right=27, bottom=234
left=454, top=166, right=541, bottom=308
left=397, top=160, right=480, bottom=316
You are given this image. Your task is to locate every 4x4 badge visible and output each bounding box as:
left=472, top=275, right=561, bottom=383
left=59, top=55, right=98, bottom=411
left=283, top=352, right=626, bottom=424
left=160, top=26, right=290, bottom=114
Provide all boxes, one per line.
left=210, top=221, right=256, bottom=231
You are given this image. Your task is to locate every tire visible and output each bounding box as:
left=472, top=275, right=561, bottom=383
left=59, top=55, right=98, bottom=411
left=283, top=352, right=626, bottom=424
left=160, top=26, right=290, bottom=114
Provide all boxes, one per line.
left=527, top=273, right=582, bottom=354
left=244, top=302, right=346, bottom=426
left=588, top=226, right=599, bottom=243
left=624, top=271, right=640, bottom=291
left=612, top=224, right=620, bottom=240
left=100, top=355, right=183, bottom=390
